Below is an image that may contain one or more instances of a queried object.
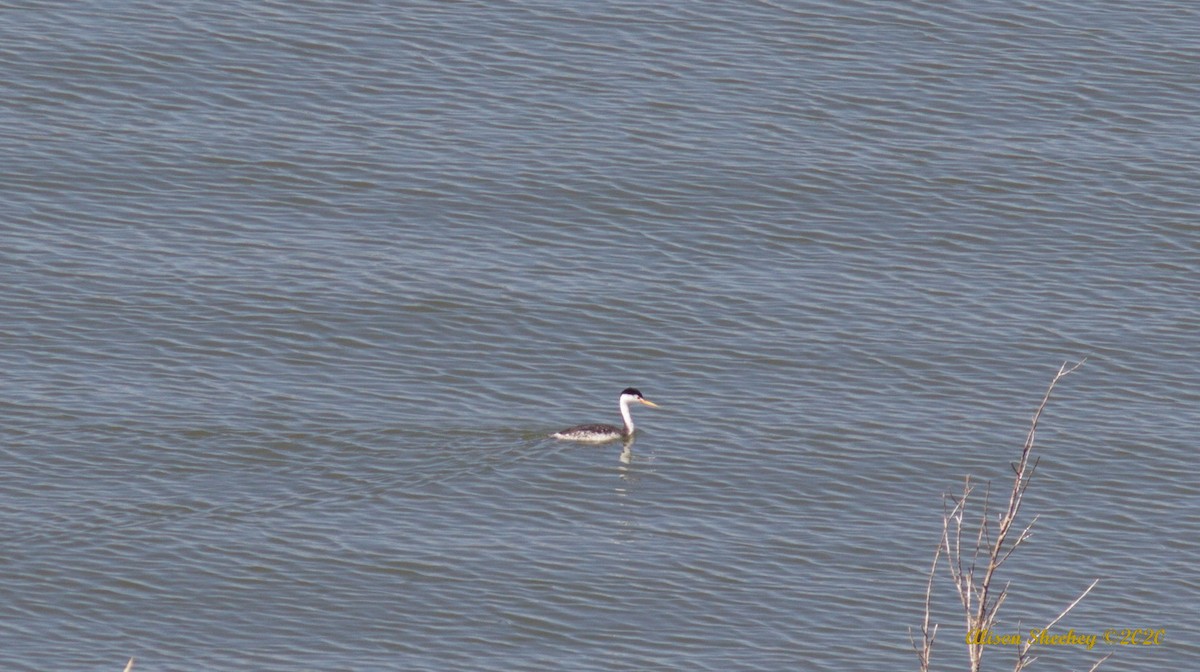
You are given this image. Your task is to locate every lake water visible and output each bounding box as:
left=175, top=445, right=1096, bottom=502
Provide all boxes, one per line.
left=2, top=1, right=1197, bottom=670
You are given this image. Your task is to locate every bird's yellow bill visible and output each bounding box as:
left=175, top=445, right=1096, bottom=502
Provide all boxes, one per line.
left=640, top=399, right=659, bottom=407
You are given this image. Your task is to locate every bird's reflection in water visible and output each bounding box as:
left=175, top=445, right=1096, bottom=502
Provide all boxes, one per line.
left=613, top=436, right=646, bottom=543
left=618, top=435, right=635, bottom=466
left=616, top=435, right=652, bottom=489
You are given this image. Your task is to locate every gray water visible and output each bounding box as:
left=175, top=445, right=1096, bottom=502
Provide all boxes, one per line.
left=2, top=2, right=1198, bottom=670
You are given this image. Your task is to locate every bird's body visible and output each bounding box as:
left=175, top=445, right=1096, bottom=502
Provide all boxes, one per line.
left=551, top=388, right=659, bottom=442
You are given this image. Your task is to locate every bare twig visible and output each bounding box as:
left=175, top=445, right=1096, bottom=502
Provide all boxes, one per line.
left=909, top=541, right=942, bottom=670
left=915, top=360, right=1103, bottom=672
left=1014, top=579, right=1102, bottom=671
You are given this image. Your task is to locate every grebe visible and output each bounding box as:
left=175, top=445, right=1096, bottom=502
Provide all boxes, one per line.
left=551, top=388, right=659, bottom=442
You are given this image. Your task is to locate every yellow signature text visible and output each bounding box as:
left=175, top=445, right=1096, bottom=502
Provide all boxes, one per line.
left=966, top=628, right=1165, bottom=651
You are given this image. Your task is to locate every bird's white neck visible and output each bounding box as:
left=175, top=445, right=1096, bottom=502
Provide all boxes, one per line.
left=619, top=395, right=635, bottom=436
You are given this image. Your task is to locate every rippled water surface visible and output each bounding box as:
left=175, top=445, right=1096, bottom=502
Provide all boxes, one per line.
left=2, top=2, right=1198, bottom=670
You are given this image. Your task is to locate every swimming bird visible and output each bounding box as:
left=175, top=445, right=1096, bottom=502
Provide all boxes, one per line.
left=551, top=388, right=659, bottom=442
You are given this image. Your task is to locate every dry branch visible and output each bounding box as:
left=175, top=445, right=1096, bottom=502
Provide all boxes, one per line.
left=913, top=360, right=1104, bottom=672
